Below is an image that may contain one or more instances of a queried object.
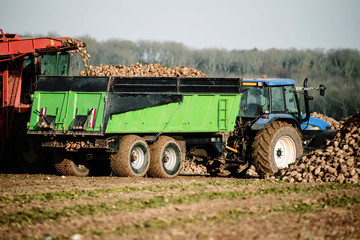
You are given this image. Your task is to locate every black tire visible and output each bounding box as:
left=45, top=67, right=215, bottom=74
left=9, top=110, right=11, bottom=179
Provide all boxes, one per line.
left=252, top=121, right=303, bottom=176
left=54, top=153, right=90, bottom=177
left=110, top=135, right=150, bottom=177
left=148, top=136, right=182, bottom=178
left=1, top=113, right=48, bottom=173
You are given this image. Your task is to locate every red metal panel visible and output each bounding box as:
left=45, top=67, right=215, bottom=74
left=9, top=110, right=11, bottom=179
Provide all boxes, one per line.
left=10, top=57, right=24, bottom=108
left=0, top=38, right=66, bottom=56
left=1, top=65, right=8, bottom=107
left=1, top=65, right=9, bottom=140
left=0, top=56, right=25, bottom=143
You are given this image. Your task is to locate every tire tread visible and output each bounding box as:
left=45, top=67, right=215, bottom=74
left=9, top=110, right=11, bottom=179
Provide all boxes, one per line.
left=110, top=135, right=149, bottom=177
left=252, top=121, right=302, bottom=176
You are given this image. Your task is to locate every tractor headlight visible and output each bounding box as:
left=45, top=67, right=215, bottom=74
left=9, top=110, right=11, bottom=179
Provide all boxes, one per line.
left=310, top=125, right=321, bottom=130
left=304, top=125, right=321, bottom=130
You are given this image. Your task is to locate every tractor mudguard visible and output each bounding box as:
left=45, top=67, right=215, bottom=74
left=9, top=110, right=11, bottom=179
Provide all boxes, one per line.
left=250, top=114, right=299, bottom=130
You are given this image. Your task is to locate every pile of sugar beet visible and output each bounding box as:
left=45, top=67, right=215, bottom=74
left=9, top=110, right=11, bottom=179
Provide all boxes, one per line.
left=79, top=63, right=207, bottom=78
left=274, top=111, right=360, bottom=184
left=71, top=46, right=359, bottom=183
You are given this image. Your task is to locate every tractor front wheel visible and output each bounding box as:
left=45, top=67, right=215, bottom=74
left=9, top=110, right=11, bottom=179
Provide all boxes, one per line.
left=252, top=121, right=303, bottom=176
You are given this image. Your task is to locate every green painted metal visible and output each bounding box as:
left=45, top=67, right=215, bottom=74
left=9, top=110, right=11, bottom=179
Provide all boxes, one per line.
left=40, top=52, right=70, bottom=75
left=105, top=94, right=242, bottom=133
left=28, top=91, right=106, bottom=132
left=28, top=91, right=242, bottom=134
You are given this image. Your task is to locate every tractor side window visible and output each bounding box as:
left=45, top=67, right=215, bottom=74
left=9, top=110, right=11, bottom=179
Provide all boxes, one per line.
left=284, top=86, right=298, bottom=114
left=271, top=87, right=286, bottom=112
left=239, top=86, right=269, bottom=118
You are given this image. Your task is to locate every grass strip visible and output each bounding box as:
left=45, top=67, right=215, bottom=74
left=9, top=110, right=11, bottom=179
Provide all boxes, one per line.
left=0, top=190, right=247, bottom=226
left=274, top=194, right=360, bottom=214
left=1, top=179, right=357, bottom=205
left=88, top=194, right=360, bottom=238
left=1, top=183, right=358, bottom=226
left=258, top=182, right=359, bottom=195
left=0, top=179, right=256, bottom=204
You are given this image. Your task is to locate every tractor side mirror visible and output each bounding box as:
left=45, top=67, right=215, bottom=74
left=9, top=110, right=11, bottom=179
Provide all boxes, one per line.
left=303, top=78, right=308, bottom=88
left=319, top=84, right=326, bottom=96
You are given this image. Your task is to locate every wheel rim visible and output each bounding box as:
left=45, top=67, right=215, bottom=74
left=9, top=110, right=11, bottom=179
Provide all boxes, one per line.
left=274, top=135, right=296, bottom=168
left=163, top=147, right=177, bottom=171
left=131, top=146, right=145, bottom=170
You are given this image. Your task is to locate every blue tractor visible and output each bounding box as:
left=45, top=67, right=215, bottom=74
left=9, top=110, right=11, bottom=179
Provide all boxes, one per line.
left=203, top=77, right=334, bottom=177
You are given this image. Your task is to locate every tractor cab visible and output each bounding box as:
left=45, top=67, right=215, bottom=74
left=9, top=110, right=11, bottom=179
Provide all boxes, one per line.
left=239, top=78, right=299, bottom=118
left=232, top=77, right=333, bottom=176
left=239, top=78, right=330, bottom=134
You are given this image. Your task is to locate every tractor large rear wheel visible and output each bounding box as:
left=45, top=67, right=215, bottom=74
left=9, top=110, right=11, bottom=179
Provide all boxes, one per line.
left=252, top=121, right=303, bottom=176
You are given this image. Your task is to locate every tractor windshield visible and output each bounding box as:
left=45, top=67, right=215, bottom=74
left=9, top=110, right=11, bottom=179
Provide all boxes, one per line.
left=239, top=86, right=269, bottom=118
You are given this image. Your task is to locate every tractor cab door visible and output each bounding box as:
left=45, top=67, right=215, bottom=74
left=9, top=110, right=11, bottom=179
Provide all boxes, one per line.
left=239, top=86, right=269, bottom=118
left=270, top=85, right=300, bottom=116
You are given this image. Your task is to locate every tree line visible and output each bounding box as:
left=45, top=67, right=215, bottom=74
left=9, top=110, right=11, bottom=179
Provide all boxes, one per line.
left=22, top=33, right=360, bottom=120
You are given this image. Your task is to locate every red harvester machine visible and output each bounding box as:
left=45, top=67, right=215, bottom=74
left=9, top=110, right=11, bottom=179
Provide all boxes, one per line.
left=0, top=29, right=83, bottom=171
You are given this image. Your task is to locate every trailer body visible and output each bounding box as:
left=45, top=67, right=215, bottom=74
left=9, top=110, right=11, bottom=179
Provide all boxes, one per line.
left=28, top=76, right=241, bottom=135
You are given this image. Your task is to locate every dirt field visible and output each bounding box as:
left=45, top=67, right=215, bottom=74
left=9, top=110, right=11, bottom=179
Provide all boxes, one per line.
left=0, top=173, right=359, bottom=240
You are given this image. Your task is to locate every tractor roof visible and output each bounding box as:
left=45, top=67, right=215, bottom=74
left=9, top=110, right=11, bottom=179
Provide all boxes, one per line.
left=243, top=78, right=296, bottom=86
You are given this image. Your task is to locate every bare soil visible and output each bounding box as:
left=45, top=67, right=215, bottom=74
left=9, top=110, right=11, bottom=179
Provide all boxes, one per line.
left=0, top=174, right=359, bottom=240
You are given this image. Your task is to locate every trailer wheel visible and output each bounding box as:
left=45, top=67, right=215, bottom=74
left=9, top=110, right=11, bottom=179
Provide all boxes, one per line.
left=54, top=153, right=90, bottom=177
left=148, top=136, right=182, bottom=178
left=110, top=135, right=150, bottom=177
left=252, top=121, right=303, bottom=176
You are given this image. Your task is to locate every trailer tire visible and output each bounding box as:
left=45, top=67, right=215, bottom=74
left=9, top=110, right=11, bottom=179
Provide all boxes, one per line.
left=110, top=135, right=150, bottom=177
left=54, top=153, right=90, bottom=177
left=148, top=136, right=182, bottom=178
left=252, top=121, right=303, bottom=176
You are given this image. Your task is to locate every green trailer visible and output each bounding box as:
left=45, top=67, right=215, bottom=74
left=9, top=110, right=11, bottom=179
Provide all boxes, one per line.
left=28, top=76, right=243, bottom=177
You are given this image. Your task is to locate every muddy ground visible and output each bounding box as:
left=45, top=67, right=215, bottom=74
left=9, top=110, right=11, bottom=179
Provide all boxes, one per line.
left=0, top=173, right=359, bottom=240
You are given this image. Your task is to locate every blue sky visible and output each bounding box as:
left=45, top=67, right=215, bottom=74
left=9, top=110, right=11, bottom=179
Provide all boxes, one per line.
left=1, top=0, right=359, bottom=50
